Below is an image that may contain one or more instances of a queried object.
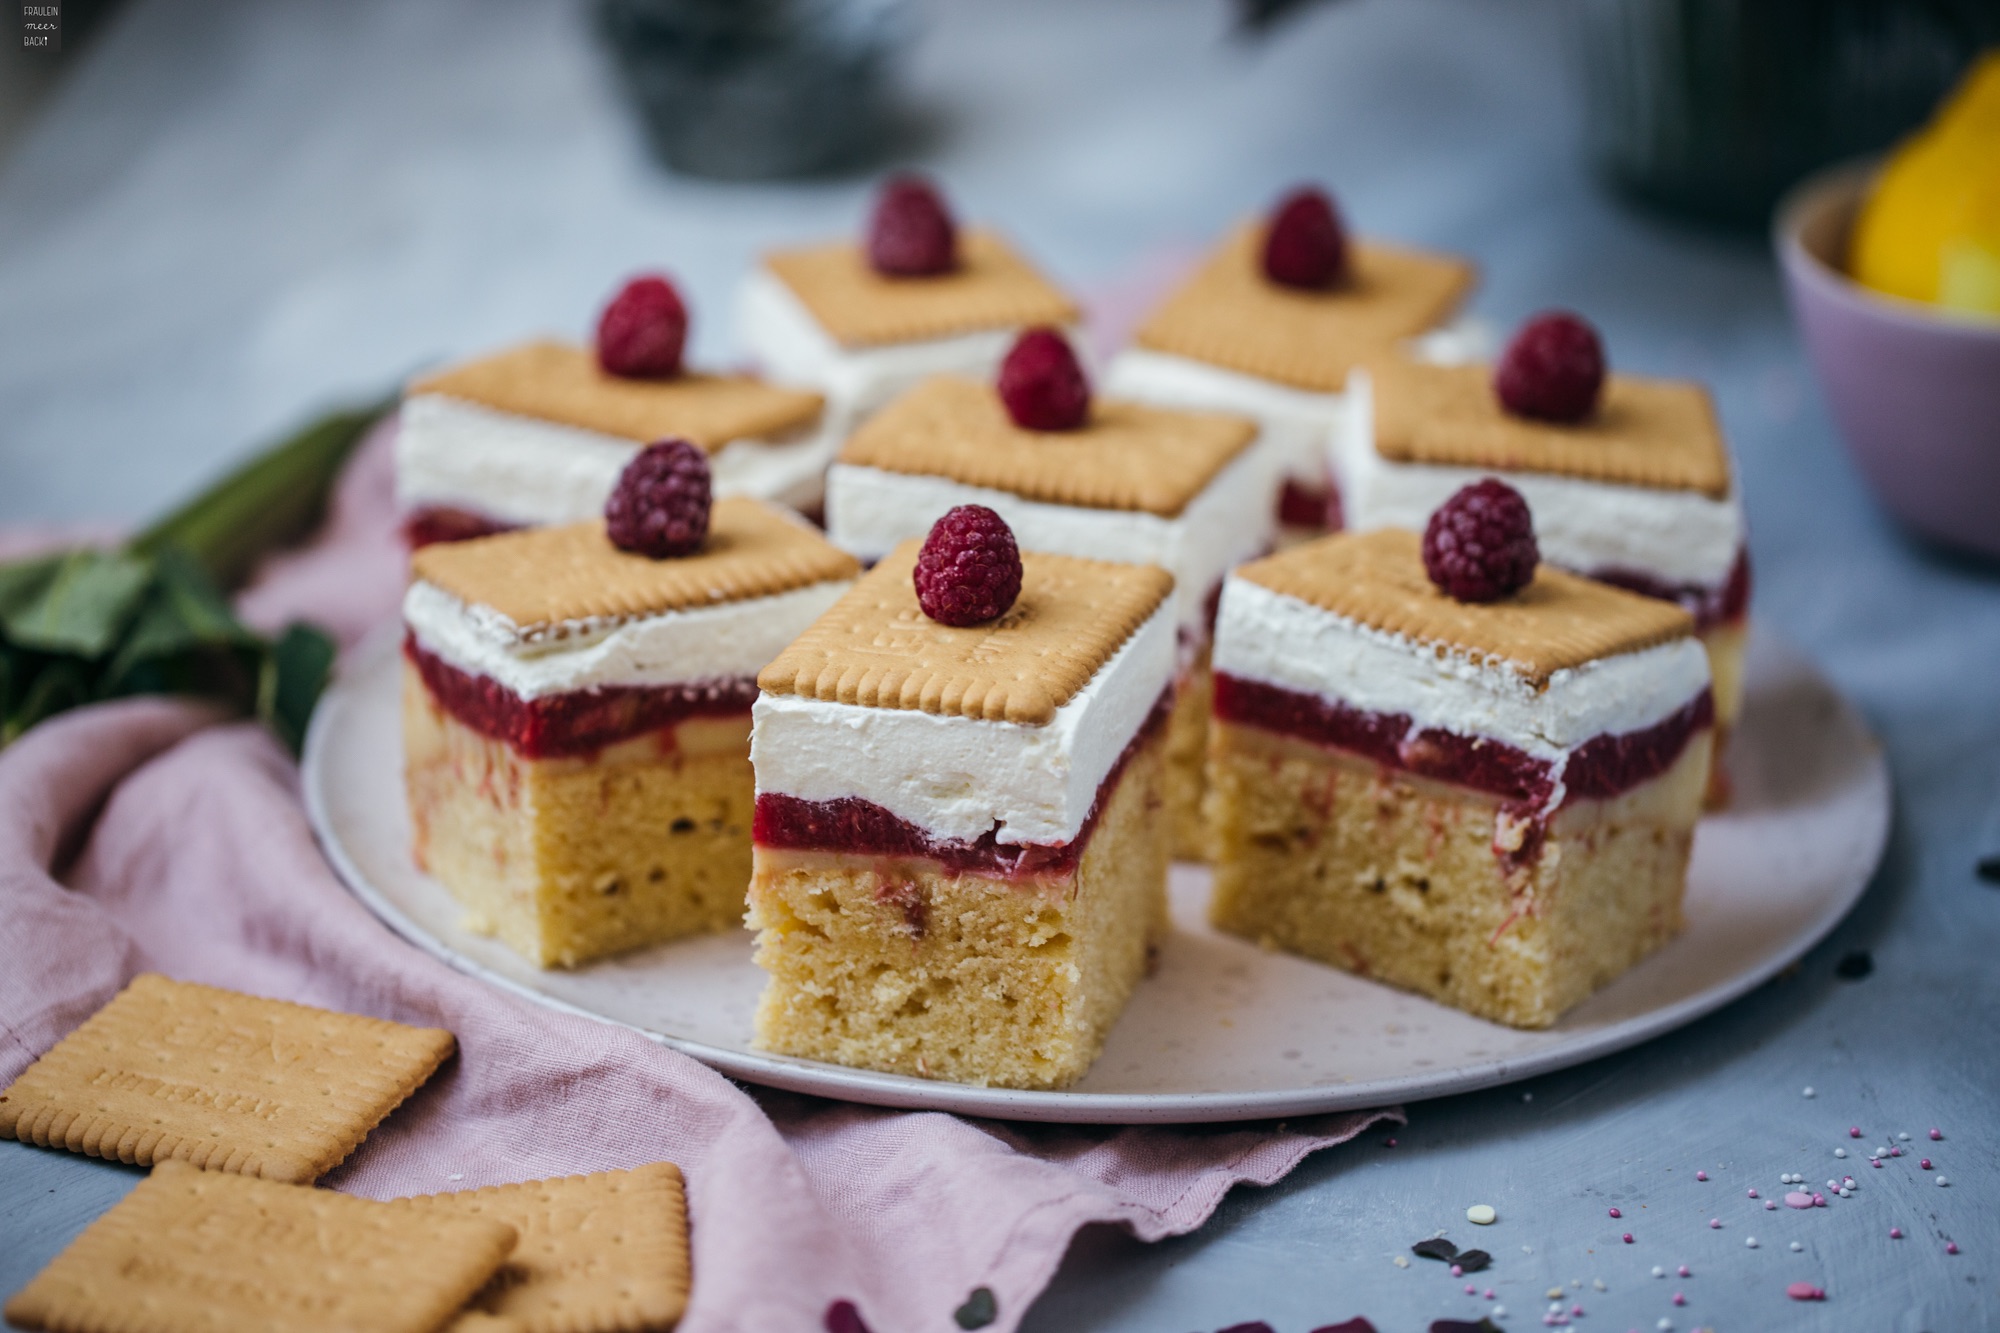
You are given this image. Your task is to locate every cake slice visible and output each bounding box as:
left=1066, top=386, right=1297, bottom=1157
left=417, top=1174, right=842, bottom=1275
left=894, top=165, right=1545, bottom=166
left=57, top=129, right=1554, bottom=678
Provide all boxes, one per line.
left=748, top=516, right=1177, bottom=1089
left=735, top=175, right=1080, bottom=432
left=398, top=275, right=832, bottom=544
left=1104, top=186, right=1478, bottom=537
left=403, top=491, right=859, bottom=968
left=1206, top=513, right=1714, bottom=1029
left=1335, top=318, right=1749, bottom=788
left=824, top=331, right=1274, bottom=860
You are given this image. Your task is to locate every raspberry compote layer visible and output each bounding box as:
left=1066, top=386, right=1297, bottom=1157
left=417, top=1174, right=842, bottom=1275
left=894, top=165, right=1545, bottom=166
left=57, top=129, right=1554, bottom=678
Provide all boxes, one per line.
left=405, top=634, right=757, bottom=759
left=753, top=691, right=1172, bottom=881
left=1278, top=478, right=1339, bottom=530
left=1592, top=546, right=1750, bottom=632
left=403, top=506, right=518, bottom=549
left=1212, top=672, right=1714, bottom=810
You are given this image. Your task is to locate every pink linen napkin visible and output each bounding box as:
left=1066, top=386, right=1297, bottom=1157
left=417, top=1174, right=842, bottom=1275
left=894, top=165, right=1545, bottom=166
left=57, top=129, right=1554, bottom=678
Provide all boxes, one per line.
left=0, top=422, right=1396, bottom=1333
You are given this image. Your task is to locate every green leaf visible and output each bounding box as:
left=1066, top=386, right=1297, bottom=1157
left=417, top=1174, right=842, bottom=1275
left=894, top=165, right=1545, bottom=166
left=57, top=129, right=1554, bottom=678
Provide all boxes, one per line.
left=3, top=657, right=92, bottom=745
left=103, top=546, right=257, bottom=690
left=0, top=553, right=64, bottom=621
left=131, top=396, right=394, bottom=591
left=257, top=622, right=337, bottom=756
left=3, top=549, right=157, bottom=658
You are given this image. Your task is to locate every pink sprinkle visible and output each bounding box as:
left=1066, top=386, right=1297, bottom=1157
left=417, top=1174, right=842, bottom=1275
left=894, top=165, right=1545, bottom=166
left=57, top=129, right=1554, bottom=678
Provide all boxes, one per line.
left=1572, top=1306, right=1584, bottom=1317
left=1696, top=1170, right=1708, bottom=1181
left=1921, top=1159, right=1933, bottom=1170
left=1485, top=1289, right=1496, bottom=1299
left=1890, top=1146, right=1902, bottom=1157
left=1764, top=1201, right=1777, bottom=1210
left=1946, top=1243, right=1959, bottom=1255
left=1930, top=1128, right=1942, bottom=1140
left=1784, top=1191, right=1814, bottom=1209
left=1813, top=1193, right=1826, bottom=1207
left=1678, top=1265, right=1691, bottom=1277
left=1385, top=1138, right=1398, bottom=1147
left=1452, top=1264, right=1464, bottom=1277
left=1872, top=1159, right=1883, bottom=1168
left=1849, top=1127, right=1862, bottom=1137
left=1465, top=1283, right=1476, bottom=1293
left=1609, top=1207, right=1622, bottom=1218
left=1623, top=1232, right=1634, bottom=1243
left=1890, top=1227, right=1904, bottom=1239
left=1709, top=1218, right=1722, bottom=1229
left=1672, top=1293, right=1686, bottom=1307
left=1746, top=1188, right=1759, bottom=1198
left=1787, top=1282, right=1825, bottom=1301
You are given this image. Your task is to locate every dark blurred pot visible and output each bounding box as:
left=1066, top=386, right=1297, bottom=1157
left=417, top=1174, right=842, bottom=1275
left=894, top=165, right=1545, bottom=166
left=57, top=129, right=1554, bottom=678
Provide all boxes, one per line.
left=1579, top=0, right=1999, bottom=230
left=598, top=0, right=913, bottom=180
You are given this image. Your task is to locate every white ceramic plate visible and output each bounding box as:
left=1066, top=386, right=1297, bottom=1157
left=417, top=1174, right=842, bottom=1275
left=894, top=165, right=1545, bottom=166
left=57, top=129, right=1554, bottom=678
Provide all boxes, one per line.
left=304, top=629, right=1888, bottom=1124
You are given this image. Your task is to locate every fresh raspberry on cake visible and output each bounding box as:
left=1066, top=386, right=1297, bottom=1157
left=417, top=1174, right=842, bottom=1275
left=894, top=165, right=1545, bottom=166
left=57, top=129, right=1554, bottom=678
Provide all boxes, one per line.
left=1494, top=311, right=1605, bottom=423
left=597, top=275, right=689, bottom=379
left=913, top=504, right=1023, bottom=626
left=867, top=174, right=958, bottom=276
left=606, top=438, right=712, bottom=558
left=997, top=327, right=1090, bottom=431
left=1423, top=478, right=1539, bottom=603
left=1261, top=186, right=1350, bottom=290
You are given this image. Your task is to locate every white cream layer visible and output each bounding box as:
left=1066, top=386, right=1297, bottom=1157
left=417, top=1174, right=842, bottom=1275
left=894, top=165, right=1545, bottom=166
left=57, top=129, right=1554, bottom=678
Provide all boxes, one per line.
left=1333, top=369, right=1745, bottom=588
left=751, top=596, right=1176, bottom=847
left=825, top=438, right=1275, bottom=635
left=1100, top=317, right=1491, bottom=486
left=1212, top=576, right=1711, bottom=763
left=734, top=267, right=1084, bottom=430
left=404, top=576, right=852, bottom=700
left=396, top=393, right=841, bottom=526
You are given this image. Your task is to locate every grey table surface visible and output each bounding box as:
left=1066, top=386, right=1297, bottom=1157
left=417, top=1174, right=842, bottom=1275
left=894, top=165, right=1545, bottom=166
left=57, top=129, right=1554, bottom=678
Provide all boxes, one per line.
left=3, top=2, right=1998, bottom=1330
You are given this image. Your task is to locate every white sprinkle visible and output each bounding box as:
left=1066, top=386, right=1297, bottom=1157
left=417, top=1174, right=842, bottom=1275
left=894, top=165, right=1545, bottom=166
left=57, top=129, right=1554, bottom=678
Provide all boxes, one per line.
left=1803, top=1086, right=1815, bottom=1097
left=1493, top=1307, right=1506, bottom=1318
left=1873, top=1147, right=1887, bottom=1158
left=1593, top=1278, right=1607, bottom=1292
left=1523, top=1092, right=1534, bottom=1103
left=1522, top=1245, right=1534, bottom=1254
left=1652, top=1266, right=1666, bottom=1278
left=1659, top=1320, right=1675, bottom=1331
left=1790, top=1241, right=1803, bottom=1252
left=1549, top=1300, right=1564, bottom=1313
left=1898, top=1132, right=1910, bottom=1141
left=1746, top=1237, right=1759, bottom=1248
left=1827, top=1179, right=1839, bottom=1189
left=1468, top=1203, right=1498, bottom=1225
left=1938, top=1176, right=1950, bottom=1187
left=1838, top=1188, right=1852, bottom=1198
left=1835, top=1148, right=1848, bottom=1158
left=448, top=1173, right=464, bottom=1181
left=1393, top=1255, right=1409, bottom=1267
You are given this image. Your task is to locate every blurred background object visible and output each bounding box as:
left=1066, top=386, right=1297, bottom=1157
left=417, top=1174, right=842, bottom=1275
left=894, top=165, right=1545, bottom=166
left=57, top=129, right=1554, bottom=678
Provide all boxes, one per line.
left=0, top=0, right=122, bottom=162
left=1579, top=0, right=2000, bottom=230
left=596, top=0, right=916, bottom=180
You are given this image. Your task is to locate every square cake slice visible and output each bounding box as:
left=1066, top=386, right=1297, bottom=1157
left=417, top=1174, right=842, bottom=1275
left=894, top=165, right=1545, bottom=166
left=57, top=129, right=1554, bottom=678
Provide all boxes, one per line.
left=747, top=545, right=1178, bottom=1089
left=1206, top=529, right=1714, bottom=1029
left=403, top=497, right=859, bottom=968
left=825, top=372, right=1274, bottom=860
left=397, top=341, right=832, bottom=544
left=1336, top=356, right=1751, bottom=757
left=736, top=229, right=1081, bottom=430
left=1105, top=220, right=1477, bottom=534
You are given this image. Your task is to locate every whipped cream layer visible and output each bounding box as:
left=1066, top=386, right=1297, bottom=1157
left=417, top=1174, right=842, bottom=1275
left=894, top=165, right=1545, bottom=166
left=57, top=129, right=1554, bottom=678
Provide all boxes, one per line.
left=396, top=394, right=839, bottom=526
left=1212, top=576, right=1710, bottom=763
left=1102, top=317, right=1491, bottom=484
left=734, top=268, right=1083, bottom=429
left=1334, top=370, right=1745, bottom=589
left=404, top=576, right=852, bottom=700
left=751, top=598, right=1176, bottom=847
left=825, top=443, right=1274, bottom=635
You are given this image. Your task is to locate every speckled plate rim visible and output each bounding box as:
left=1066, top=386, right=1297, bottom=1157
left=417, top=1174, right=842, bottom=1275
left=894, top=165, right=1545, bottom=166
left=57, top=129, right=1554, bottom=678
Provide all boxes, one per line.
left=304, top=628, right=1889, bottom=1124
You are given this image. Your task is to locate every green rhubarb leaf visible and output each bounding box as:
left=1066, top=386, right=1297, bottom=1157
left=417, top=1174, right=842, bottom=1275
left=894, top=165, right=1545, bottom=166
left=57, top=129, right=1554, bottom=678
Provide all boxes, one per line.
left=258, top=622, right=337, bottom=756
left=0, top=553, right=64, bottom=622
left=3, top=549, right=157, bottom=658
left=4, top=657, right=92, bottom=745
left=104, top=546, right=257, bottom=689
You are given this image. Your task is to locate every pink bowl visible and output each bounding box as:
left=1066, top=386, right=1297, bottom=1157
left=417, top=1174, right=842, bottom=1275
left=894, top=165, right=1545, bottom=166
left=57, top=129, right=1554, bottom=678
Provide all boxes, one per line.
left=1776, top=160, right=2000, bottom=559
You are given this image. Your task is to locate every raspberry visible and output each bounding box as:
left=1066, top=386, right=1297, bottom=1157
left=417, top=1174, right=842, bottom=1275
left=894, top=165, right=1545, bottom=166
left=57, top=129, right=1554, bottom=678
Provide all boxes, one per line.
left=824, top=1300, right=873, bottom=1333
left=913, top=505, right=1023, bottom=626
left=867, top=174, right=957, bottom=276
left=1494, top=311, right=1605, bottom=423
left=1422, top=478, right=1539, bottom=603
left=1261, top=186, right=1350, bottom=289
left=604, top=438, right=711, bottom=558
left=996, top=327, right=1089, bottom=431
left=596, top=274, right=688, bottom=379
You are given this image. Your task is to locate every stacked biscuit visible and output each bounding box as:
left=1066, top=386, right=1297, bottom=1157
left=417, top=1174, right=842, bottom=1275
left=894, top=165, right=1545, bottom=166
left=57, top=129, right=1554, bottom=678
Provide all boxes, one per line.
left=2, top=975, right=690, bottom=1333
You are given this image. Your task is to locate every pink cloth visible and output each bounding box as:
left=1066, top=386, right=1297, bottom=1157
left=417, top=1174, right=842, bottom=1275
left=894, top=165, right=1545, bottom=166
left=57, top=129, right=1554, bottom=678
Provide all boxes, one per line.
left=0, top=423, right=1396, bottom=1333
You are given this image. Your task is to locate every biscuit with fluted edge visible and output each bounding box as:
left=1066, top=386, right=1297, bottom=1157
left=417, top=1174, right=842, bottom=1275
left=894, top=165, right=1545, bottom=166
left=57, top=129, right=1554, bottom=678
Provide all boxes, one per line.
left=394, top=1163, right=690, bottom=1333
left=1135, top=223, right=1474, bottom=393
left=1237, top=528, right=1694, bottom=686
left=0, top=973, right=454, bottom=1184
left=2, top=1160, right=516, bottom=1333
left=765, top=230, right=1079, bottom=348
left=758, top=543, right=1173, bottom=725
